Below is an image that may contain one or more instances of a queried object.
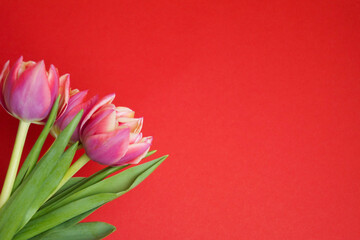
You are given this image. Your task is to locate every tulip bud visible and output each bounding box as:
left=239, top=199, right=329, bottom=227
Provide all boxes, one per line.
left=0, top=57, right=66, bottom=123
left=81, top=104, right=152, bottom=166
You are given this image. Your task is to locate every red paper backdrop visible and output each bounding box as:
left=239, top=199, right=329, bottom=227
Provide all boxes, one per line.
left=1, top=0, right=360, bottom=239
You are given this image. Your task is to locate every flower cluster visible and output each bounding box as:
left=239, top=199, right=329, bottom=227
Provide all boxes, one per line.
left=0, top=57, right=152, bottom=166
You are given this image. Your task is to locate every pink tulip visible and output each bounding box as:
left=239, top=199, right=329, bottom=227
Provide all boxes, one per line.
left=0, top=57, right=68, bottom=123
left=80, top=104, right=152, bottom=166
left=51, top=91, right=115, bottom=143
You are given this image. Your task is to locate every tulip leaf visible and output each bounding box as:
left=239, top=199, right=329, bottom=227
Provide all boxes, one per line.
left=0, top=111, right=83, bottom=240
left=31, top=206, right=100, bottom=240
left=55, top=177, right=85, bottom=195
left=43, top=165, right=128, bottom=209
left=35, top=155, right=167, bottom=219
left=44, top=149, right=158, bottom=209
left=29, top=222, right=116, bottom=240
left=12, top=96, right=60, bottom=192
left=14, top=193, right=118, bottom=240
left=144, top=149, right=157, bottom=158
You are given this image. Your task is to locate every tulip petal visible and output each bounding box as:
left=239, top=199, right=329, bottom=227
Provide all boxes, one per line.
left=48, top=64, right=59, bottom=104
left=83, top=126, right=130, bottom=165
left=70, top=88, right=80, bottom=96
left=129, top=133, right=142, bottom=144
left=80, top=93, right=115, bottom=130
left=58, top=74, right=70, bottom=118
left=38, top=64, right=60, bottom=124
left=118, top=117, right=143, bottom=133
left=3, top=56, right=23, bottom=108
left=81, top=106, right=117, bottom=140
left=115, top=107, right=135, bottom=118
left=114, top=136, right=153, bottom=165
left=17, top=60, right=36, bottom=77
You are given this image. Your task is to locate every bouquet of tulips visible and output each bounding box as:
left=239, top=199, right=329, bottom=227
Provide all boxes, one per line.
left=0, top=57, right=167, bottom=240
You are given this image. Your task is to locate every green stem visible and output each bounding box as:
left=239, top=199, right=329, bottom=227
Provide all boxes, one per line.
left=54, top=154, right=90, bottom=194
left=0, top=120, right=30, bottom=208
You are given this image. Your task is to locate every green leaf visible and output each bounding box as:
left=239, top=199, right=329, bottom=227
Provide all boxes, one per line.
left=145, top=149, right=157, bottom=158
left=35, top=155, right=167, bottom=219
left=0, top=111, right=83, bottom=240
left=43, top=165, right=128, bottom=209
left=14, top=193, right=117, bottom=240
left=55, top=177, right=85, bottom=196
left=30, top=222, right=116, bottom=240
left=12, top=96, right=60, bottom=192
left=29, top=207, right=100, bottom=240
left=44, top=150, right=158, bottom=209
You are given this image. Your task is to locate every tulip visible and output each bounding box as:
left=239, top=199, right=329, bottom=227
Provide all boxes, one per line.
left=0, top=57, right=62, bottom=123
left=80, top=104, right=152, bottom=166
left=51, top=91, right=115, bottom=144
left=0, top=57, right=69, bottom=207
left=53, top=97, right=152, bottom=191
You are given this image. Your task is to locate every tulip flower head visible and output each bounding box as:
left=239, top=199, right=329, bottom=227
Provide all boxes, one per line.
left=80, top=104, right=152, bottom=166
left=0, top=57, right=69, bottom=123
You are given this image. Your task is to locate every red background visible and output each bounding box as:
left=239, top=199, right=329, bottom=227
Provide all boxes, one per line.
left=1, top=1, right=360, bottom=239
